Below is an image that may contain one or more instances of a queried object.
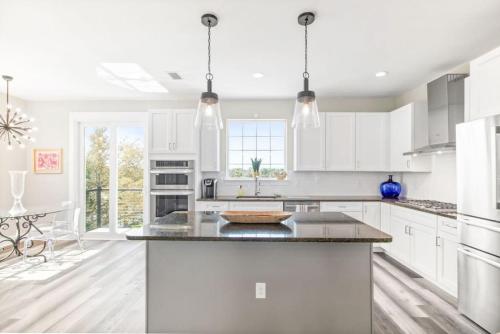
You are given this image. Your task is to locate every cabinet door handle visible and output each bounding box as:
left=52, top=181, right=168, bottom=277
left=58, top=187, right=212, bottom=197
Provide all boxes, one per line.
left=168, top=143, right=172, bottom=151
left=173, top=142, right=176, bottom=151
left=407, top=160, right=410, bottom=168
left=408, top=226, right=413, bottom=236
left=436, top=236, right=441, bottom=247
left=404, top=225, right=408, bottom=234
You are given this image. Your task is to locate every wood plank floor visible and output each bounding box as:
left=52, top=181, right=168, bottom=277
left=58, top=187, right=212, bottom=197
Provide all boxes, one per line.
left=0, top=241, right=487, bottom=333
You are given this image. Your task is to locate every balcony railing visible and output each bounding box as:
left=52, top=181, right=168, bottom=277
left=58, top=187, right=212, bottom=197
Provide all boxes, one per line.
left=86, top=187, right=143, bottom=230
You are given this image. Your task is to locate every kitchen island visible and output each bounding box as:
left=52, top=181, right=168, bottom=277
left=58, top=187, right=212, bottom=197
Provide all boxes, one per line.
left=126, top=212, right=391, bottom=334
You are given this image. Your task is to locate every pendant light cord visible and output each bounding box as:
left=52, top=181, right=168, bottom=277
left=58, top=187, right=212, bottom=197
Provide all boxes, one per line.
left=206, top=22, right=213, bottom=81
left=303, top=18, right=309, bottom=79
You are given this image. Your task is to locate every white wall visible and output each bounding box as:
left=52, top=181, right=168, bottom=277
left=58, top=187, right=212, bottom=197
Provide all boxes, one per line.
left=17, top=99, right=197, bottom=207
left=203, top=97, right=397, bottom=197
left=2, top=97, right=397, bottom=207
left=394, top=63, right=469, bottom=203
left=1, top=87, right=461, bottom=206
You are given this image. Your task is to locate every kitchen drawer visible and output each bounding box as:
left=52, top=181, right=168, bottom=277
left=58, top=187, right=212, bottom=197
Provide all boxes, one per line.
left=195, top=201, right=229, bottom=212
left=228, top=201, right=283, bottom=211
left=320, top=202, right=363, bottom=212
left=438, top=216, right=458, bottom=238
left=391, top=205, right=437, bottom=230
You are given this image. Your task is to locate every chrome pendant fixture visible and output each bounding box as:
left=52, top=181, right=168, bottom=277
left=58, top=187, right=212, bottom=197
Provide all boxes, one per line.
left=292, top=12, right=320, bottom=129
left=195, top=13, right=223, bottom=130
left=0, top=75, right=37, bottom=150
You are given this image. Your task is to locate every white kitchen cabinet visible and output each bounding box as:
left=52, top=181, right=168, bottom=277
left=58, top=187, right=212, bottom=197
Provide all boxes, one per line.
left=320, top=202, right=364, bottom=222
left=293, top=113, right=326, bottom=171
left=389, top=215, right=411, bottom=264
left=195, top=201, right=229, bottom=212
left=228, top=201, right=283, bottom=211
left=389, top=103, right=431, bottom=172
left=325, top=113, right=356, bottom=170
left=380, top=203, right=391, bottom=251
left=362, top=202, right=381, bottom=229
left=355, top=113, right=389, bottom=171
left=149, top=110, right=196, bottom=154
left=409, top=220, right=437, bottom=280
left=437, top=217, right=458, bottom=296
left=470, top=45, right=500, bottom=120
left=200, top=127, right=220, bottom=172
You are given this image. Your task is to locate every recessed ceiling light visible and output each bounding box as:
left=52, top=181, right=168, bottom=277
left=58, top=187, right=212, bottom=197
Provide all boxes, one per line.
left=252, top=72, right=264, bottom=79
left=375, top=71, right=388, bottom=77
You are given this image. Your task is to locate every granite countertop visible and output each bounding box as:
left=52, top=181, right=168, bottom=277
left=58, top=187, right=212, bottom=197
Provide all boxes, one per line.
left=126, top=212, right=392, bottom=243
left=196, top=195, right=384, bottom=202
left=196, top=196, right=458, bottom=219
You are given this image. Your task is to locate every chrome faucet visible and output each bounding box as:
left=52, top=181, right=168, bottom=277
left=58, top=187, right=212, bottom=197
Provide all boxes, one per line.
left=254, top=178, right=261, bottom=196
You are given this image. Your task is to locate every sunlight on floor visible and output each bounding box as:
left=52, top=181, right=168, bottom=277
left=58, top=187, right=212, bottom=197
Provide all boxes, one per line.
left=0, top=248, right=101, bottom=281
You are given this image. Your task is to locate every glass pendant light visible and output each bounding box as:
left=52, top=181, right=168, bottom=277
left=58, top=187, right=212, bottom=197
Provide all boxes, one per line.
left=292, top=12, right=320, bottom=129
left=195, top=13, right=223, bottom=130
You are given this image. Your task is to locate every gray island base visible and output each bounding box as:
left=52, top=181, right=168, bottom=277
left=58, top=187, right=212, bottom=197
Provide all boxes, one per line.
left=127, top=212, right=392, bottom=334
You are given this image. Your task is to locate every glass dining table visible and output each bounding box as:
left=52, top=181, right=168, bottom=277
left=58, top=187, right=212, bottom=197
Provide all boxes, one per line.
left=0, top=207, right=65, bottom=262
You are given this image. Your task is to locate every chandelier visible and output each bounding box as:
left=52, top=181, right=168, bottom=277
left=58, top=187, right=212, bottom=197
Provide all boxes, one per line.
left=0, top=75, right=36, bottom=150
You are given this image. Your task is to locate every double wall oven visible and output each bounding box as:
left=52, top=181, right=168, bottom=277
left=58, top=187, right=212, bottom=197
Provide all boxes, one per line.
left=150, top=160, right=194, bottom=222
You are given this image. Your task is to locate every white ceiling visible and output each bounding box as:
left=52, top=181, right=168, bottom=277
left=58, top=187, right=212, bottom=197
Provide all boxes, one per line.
left=1, top=0, right=500, bottom=101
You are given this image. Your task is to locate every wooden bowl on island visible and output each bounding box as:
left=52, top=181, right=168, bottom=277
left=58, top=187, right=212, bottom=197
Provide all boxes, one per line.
left=220, top=211, right=292, bottom=224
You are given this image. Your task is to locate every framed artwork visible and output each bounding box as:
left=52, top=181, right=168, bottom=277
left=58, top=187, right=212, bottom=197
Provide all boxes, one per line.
left=33, top=148, right=63, bottom=174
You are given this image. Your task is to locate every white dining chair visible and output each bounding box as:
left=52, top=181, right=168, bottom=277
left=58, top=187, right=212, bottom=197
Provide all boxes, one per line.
left=23, top=203, right=84, bottom=262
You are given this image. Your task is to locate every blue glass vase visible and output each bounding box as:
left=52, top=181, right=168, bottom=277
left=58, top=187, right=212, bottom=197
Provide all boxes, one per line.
left=380, top=175, right=401, bottom=198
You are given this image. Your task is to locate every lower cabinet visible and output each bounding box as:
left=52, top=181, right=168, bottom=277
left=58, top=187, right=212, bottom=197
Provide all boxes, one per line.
left=195, top=201, right=229, bottom=212
left=362, top=202, right=381, bottom=229
left=436, top=217, right=458, bottom=296
left=389, top=215, right=411, bottom=264
left=410, top=221, right=437, bottom=280
left=228, top=201, right=283, bottom=211
left=320, top=202, right=363, bottom=222
left=380, top=203, right=391, bottom=252
left=386, top=205, right=457, bottom=296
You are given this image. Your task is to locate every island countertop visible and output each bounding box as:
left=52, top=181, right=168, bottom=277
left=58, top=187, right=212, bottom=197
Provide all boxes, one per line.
left=126, top=211, right=392, bottom=242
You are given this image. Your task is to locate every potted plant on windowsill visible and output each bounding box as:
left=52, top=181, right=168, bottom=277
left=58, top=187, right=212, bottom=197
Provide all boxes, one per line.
left=251, top=158, right=262, bottom=178
left=251, top=158, right=262, bottom=195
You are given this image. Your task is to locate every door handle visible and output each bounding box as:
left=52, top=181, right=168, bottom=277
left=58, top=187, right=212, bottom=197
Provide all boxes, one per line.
left=461, top=219, right=500, bottom=233
left=457, top=248, right=500, bottom=269
left=173, top=142, right=176, bottom=151
left=168, top=143, right=172, bottom=151
left=404, top=225, right=408, bottom=234
left=407, top=160, right=410, bottom=168
left=436, top=236, right=441, bottom=247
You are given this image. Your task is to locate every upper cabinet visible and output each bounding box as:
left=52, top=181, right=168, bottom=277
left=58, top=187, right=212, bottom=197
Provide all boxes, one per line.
left=470, top=45, right=500, bottom=121
left=355, top=112, right=390, bottom=171
left=293, top=112, right=326, bottom=171
left=389, top=103, right=431, bottom=172
left=325, top=113, right=356, bottom=171
left=150, top=110, right=196, bottom=154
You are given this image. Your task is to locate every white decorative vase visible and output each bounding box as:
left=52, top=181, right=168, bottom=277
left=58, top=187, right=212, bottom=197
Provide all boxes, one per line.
left=8, top=170, right=27, bottom=216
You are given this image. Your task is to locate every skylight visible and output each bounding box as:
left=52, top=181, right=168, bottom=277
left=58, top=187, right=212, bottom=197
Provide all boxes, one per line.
left=96, top=63, right=168, bottom=93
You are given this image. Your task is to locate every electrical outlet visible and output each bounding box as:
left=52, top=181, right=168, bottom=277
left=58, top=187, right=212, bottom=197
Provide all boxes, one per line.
left=256, top=282, right=266, bottom=299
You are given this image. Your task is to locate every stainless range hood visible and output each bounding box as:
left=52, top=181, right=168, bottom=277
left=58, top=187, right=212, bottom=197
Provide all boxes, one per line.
left=404, top=73, right=468, bottom=156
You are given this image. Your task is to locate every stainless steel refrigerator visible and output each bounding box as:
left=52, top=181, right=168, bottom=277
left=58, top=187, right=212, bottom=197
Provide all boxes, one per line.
left=456, top=115, right=500, bottom=333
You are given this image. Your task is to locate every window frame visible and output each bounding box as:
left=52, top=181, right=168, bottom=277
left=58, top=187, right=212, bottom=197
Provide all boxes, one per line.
left=225, top=118, right=288, bottom=180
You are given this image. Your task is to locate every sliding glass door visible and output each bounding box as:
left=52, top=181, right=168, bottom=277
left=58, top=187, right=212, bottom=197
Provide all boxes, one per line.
left=82, top=123, right=145, bottom=235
